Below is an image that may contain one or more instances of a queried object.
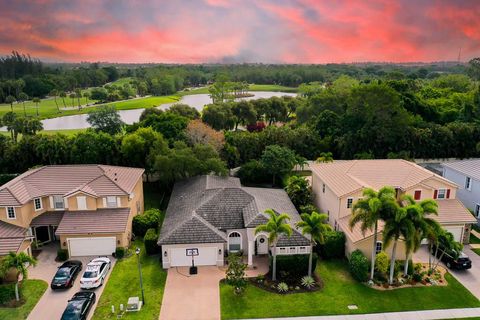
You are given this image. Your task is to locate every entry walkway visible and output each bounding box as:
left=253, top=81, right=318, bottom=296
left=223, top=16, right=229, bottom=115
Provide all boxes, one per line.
left=254, top=308, right=480, bottom=320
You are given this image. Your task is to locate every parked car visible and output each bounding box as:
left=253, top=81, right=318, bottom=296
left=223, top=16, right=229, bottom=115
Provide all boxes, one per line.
left=51, top=260, right=83, bottom=289
left=80, top=257, right=111, bottom=289
left=432, top=245, right=472, bottom=270
left=61, top=291, right=96, bottom=320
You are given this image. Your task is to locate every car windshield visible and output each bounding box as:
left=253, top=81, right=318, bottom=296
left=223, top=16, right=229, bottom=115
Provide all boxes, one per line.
left=55, top=268, right=70, bottom=279
left=83, top=271, right=97, bottom=278
left=61, top=300, right=83, bottom=319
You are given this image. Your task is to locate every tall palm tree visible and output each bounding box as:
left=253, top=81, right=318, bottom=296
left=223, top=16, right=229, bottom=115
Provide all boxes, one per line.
left=296, top=211, right=331, bottom=276
left=400, top=195, right=439, bottom=275
left=60, top=91, right=67, bottom=109
left=316, top=152, right=334, bottom=163
left=32, top=97, right=40, bottom=116
left=349, top=187, right=396, bottom=281
left=0, top=252, right=37, bottom=301
left=5, top=95, right=16, bottom=111
left=75, top=89, right=82, bottom=110
left=49, top=89, right=60, bottom=113
left=18, top=92, right=28, bottom=116
left=383, top=207, right=415, bottom=284
left=432, top=231, right=462, bottom=271
left=255, top=209, right=292, bottom=281
left=83, top=91, right=91, bottom=106
left=424, top=220, right=444, bottom=272
left=69, top=93, right=76, bottom=108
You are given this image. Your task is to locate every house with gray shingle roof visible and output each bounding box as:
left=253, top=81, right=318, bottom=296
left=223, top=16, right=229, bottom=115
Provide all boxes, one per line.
left=158, top=175, right=310, bottom=268
left=442, top=159, right=480, bottom=224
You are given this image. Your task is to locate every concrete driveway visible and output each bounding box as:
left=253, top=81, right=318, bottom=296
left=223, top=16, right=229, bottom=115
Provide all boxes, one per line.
left=414, top=245, right=480, bottom=299
left=160, top=256, right=268, bottom=320
left=27, top=244, right=115, bottom=320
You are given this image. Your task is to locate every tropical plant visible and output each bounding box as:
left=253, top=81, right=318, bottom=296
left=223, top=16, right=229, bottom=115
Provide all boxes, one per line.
left=255, top=209, right=292, bottom=281
left=5, top=95, right=16, bottom=111
left=18, top=92, right=28, bottom=116
left=60, top=91, right=67, bottom=108
left=32, top=97, right=40, bottom=116
left=374, top=251, right=389, bottom=277
left=225, top=253, right=247, bottom=295
left=277, top=282, right=289, bottom=293
left=349, top=187, right=396, bottom=280
left=301, top=275, right=315, bottom=288
left=316, top=151, right=333, bottom=163
left=69, top=92, right=76, bottom=108
left=285, top=175, right=312, bottom=210
left=383, top=206, right=415, bottom=284
left=75, top=88, right=82, bottom=109
left=83, top=91, right=91, bottom=105
left=296, top=211, right=331, bottom=276
left=0, top=252, right=37, bottom=301
left=431, top=231, right=463, bottom=271
left=49, top=89, right=60, bottom=113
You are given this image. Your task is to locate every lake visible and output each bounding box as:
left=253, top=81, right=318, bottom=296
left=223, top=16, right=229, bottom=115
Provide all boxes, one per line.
left=0, top=91, right=296, bottom=131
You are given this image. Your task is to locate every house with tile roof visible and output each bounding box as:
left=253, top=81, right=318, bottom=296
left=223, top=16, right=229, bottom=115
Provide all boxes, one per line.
left=158, top=175, right=310, bottom=268
left=310, top=159, right=476, bottom=259
left=0, top=165, right=144, bottom=257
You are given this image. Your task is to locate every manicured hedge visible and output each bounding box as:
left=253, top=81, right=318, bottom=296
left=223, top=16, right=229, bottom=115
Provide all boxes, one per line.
left=133, top=208, right=162, bottom=237
left=144, top=228, right=159, bottom=255
left=270, top=253, right=317, bottom=279
left=115, top=247, right=125, bottom=259
left=57, top=249, right=69, bottom=262
left=349, top=250, right=369, bottom=282
left=317, top=231, right=345, bottom=259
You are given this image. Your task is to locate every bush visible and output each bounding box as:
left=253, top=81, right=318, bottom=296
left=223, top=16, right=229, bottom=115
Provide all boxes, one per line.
left=115, top=247, right=125, bottom=259
left=277, top=282, right=289, bottom=293
left=144, top=228, right=159, bottom=255
left=57, top=249, right=69, bottom=262
left=0, top=284, right=15, bottom=304
left=270, top=254, right=317, bottom=280
left=133, top=209, right=162, bottom=237
left=237, top=160, right=270, bottom=185
left=374, top=251, right=389, bottom=276
left=317, top=231, right=345, bottom=259
left=349, top=250, right=369, bottom=282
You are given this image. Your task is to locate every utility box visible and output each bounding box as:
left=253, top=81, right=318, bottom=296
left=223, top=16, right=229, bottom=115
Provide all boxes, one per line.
left=126, top=297, right=142, bottom=312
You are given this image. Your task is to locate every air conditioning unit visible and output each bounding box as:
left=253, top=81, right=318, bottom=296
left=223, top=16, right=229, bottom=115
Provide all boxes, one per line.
left=126, top=297, right=142, bottom=312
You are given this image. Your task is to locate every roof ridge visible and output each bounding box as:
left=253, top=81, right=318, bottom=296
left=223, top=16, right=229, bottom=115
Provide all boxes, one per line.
left=99, top=167, right=133, bottom=194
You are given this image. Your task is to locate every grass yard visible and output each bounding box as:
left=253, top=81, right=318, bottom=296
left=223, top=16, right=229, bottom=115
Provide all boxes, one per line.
left=470, top=233, right=480, bottom=244
left=0, top=279, right=48, bottom=320
left=0, top=128, right=86, bottom=138
left=220, top=259, right=480, bottom=319
left=473, top=248, right=480, bottom=256
left=92, top=241, right=167, bottom=320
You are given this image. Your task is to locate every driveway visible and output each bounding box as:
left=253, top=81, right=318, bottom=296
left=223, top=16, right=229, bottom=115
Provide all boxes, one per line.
left=27, top=244, right=115, bottom=320
left=160, top=256, right=268, bottom=320
left=414, top=245, right=480, bottom=299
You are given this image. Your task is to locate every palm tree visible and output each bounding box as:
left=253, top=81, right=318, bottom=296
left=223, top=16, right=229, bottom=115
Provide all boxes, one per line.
left=255, top=209, right=292, bottom=281
left=0, top=252, right=37, bottom=301
left=383, top=207, right=415, bottom=284
left=424, top=220, right=444, bottom=272
left=432, top=231, right=462, bottom=271
left=2, top=111, right=17, bottom=141
left=75, top=89, right=82, bottom=110
left=5, top=95, right=16, bottom=111
left=349, top=187, right=396, bottom=281
left=69, top=93, right=76, bottom=108
left=83, top=91, right=91, bottom=106
left=60, top=91, right=67, bottom=109
left=32, top=97, right=40, bottom=116
left=49, top=89, right=60, bottom=113
left=18, top=92, right=28, bottom=116
left=316, top=152, right=333, bottom=163
left=296, top=211, right=331, bottom=276
left=400, top=195, right=439, bottom=275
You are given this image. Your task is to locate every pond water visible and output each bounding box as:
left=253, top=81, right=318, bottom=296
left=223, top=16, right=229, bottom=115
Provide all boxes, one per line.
left=1, top=91, right=296, bottom=131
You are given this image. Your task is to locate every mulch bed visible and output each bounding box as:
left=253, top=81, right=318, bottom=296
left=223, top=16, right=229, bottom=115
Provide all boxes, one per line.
left=248, top=272, right=323, bottom=294
left=370, top=264, right=448, bottom=290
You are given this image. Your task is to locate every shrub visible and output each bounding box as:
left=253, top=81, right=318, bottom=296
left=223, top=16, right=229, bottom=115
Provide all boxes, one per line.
left=412, top=272, right=423, bottom=282
left=225, top=253, right=247, bottom=295
left=270, top=254, right=317, bottom=280
left=237, top=160, right=270, bottom=185
left=349, top=250, right=369, bottom=282
left=317, top=231, right=345, bottom=259
left=133, top=209, right=162, bottom=237
left=277, top=282, right=289, bottom=293
left=301, top=276, right=315, bottom=288
left=144, top=228, right=159, bottom=255
left=374, top=251, right=389, bottom=276
left=0, top=283, right=15, bottom=305
left=115, top=247, right=125, bottom=259
left=57, top=249, right=69, bottom=262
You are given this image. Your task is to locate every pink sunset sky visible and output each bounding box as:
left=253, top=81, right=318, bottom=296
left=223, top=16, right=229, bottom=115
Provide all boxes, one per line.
left=0, top=0, right=479, bottom=63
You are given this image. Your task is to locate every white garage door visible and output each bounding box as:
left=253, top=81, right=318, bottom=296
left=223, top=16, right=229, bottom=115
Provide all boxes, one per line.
left=170, top=247, right=217, bottom=267
left=68, top=237, right=116, bottom=257
left=444, top=226, right=464, bottom=242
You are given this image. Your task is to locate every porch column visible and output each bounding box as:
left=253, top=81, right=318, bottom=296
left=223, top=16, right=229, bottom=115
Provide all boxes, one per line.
left=247, top=240, right=254, bottom=266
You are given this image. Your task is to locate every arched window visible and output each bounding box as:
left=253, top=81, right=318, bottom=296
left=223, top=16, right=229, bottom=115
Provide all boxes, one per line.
left=228, top=232, right=242, bottom=252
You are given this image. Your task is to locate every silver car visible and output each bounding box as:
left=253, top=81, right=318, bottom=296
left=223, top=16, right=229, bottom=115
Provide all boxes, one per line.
left=79, top=257, right=111, bottom=289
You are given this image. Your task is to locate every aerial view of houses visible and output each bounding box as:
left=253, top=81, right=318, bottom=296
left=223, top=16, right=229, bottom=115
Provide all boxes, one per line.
left=1, top=1, right=480, bottom=320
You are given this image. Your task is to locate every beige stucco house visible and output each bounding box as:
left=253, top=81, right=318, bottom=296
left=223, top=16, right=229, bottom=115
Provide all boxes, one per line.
left=0, top=165, right=144, bottom=257
left=310, top=159, right=476, bottom=259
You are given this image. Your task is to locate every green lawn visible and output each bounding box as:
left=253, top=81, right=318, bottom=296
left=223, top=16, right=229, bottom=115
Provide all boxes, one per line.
left=0, top=280, right=48, bottom=320
left=470, top=233, right=480, bottom=244
left=473, top=248, right=480, bottom=256
left=0, top=128, right=86, bottom=138
left=220, top=260, right=480, bottom=319
left=92, top=241, right=167, bottom=320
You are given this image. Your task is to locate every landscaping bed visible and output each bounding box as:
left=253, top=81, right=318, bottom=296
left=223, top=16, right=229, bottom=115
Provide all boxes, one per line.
left=370, top=264, right=448, bottom=290
left=248, top=273, right=323, bottom=294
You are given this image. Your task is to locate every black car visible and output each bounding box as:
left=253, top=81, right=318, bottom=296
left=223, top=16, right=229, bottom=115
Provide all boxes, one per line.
left=61, top=291, right=96, bottom=320
left=432, top=245, right=472, bottom=270
left=51, top=260, right=83, bottom=289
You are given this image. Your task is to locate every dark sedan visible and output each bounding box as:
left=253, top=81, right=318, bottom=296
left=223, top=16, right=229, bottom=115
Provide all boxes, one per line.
left=432, top=245, right=472, bottom=270
left=61, top=291, right=96, bottom=320
left=51, top=260, right=83, bottom=289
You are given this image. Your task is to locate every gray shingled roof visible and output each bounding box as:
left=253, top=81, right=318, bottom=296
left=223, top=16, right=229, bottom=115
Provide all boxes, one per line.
left=442, top=159, right=480, bottom=181
left=158, top=175, right=309, bottom=246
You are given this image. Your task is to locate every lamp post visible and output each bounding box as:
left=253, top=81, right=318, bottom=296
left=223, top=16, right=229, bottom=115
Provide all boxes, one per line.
left=135, top=247, right=145, bottom=306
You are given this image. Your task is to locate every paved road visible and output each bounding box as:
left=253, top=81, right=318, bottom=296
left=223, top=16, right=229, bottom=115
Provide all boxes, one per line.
left=27, top=245, right=115, bottom=320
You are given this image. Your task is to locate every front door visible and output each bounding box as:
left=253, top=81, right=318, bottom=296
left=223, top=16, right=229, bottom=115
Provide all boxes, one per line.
left=35, top=226, right=50, bottom=244
left=256, top=235, right=268, bottom=255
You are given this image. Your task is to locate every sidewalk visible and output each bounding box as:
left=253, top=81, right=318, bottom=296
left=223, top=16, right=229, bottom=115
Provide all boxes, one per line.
left=253, top=308, right=480, bottom=320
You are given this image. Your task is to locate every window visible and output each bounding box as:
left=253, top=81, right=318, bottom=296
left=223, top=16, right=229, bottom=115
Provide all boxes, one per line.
left=34, top=198, right=42, bottom=211
left=106, top=196, right=117, bottom=208
left=322, top=184, right=325, bottom=193
left=6, top=207, right=16, bottom=219
left=465, top=177, right=472, bottom=191
left=228, top=232, right=241, bottom=251
left=76, top=196, right=87, bottom=210
left=53, top=195, right=64, bottom=209
left=278, top=247, right=287, bottom=254
left=475, top=204, right=480, bottom=218
left=437, top=189, right=446, bottom=199
left=375, top=241, right=383, bottom=254
left=299, top=246, right=307, bottom=253
left=289, top=247, right=297, bottom=254
left=347, top=198, right=353, bottom=209
left=414, top=190, right=421, bottom=200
